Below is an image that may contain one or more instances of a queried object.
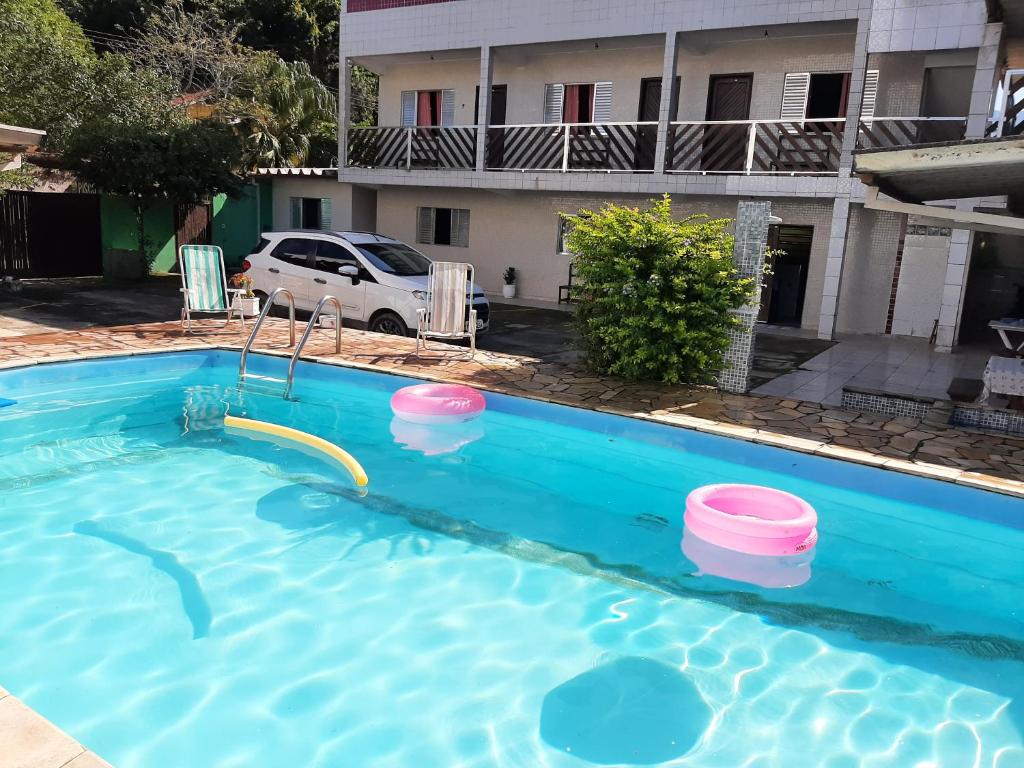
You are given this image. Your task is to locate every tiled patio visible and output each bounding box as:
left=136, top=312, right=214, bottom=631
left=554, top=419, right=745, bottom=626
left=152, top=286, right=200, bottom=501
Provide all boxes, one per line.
left=752, top=334, right=994, bottom=406
left=2, top=318, right=1024, bottom=497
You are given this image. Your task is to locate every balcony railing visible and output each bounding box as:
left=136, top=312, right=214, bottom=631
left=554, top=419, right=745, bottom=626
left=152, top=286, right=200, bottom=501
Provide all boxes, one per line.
left=856, top=117, right=967, bottom=150
left=485, top=122, right=659, bottom=172
left=665, top=120, right=845, bottom=175
left=344, top=116, right=970, bottom=176
left=347, top=125, right=478, bottom=169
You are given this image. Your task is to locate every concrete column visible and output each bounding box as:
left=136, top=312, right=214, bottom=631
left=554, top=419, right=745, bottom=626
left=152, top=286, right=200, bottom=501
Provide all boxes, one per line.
left=966, top=24, right=1004, bottom=138
left=839, top=13, right=871, bottom=168
left=338, top=57, right=352, bottom=170
left=653, top=31, right=680, bottom=175
left=475, top=45, right=493, bottom=173
left=721, top=201, right=772, bottom=394
left=933, top=23, right=1001, bottom=350
left=816, top=198, right=852, bottom=340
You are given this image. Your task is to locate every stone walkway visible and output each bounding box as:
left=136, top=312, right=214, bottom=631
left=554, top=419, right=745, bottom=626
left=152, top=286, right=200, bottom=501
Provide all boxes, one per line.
left=2, top=318, right=1023, bottom=497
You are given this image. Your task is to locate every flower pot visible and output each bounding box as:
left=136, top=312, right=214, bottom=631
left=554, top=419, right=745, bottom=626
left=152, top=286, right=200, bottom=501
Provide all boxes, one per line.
left=234, top=295, right=260, bottom=317
left=502, top=283, right=516, bottom=299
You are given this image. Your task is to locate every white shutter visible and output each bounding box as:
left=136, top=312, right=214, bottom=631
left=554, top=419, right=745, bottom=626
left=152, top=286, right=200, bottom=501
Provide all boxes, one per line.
left=452, top=209, right=470, bottom=247
left=781, top=72, right=811, bottom=122
left=543, top=83, right=564, bottom=123
left=320, top=198, right=332, bottom=231
left=401, top=91, right=416, bottom=126
left=860, top=69, right=880, bottom=123
left=290, top=197, right=302, bottom=228
left=416, top=207, right=435, bottom=244
left=592, top=82, right=612, bottom=123
left=441, top=89, right=455, bottom=126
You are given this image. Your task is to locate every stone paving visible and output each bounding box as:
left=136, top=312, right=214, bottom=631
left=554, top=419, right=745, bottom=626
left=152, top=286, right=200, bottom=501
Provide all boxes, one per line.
left=2, top=318, right=1024, bottom=497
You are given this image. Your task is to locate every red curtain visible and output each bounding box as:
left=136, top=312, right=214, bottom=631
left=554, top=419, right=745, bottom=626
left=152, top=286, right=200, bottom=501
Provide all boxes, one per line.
left=563, top=84, right=580, bottom=124
left=417, top=91, right=434, bottom=126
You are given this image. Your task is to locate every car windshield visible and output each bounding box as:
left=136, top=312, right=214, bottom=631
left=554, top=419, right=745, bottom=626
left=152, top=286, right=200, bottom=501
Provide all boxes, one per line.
left=355, top=243, right=431, bottom=276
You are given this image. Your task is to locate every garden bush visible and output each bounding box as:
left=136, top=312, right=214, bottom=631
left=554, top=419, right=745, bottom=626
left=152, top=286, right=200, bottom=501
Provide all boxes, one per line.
left=565, top=195, right=755, bottom=385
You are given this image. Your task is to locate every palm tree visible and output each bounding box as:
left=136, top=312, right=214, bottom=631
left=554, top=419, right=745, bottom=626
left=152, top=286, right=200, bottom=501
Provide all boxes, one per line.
left=237, top=59, right=336, bottom=168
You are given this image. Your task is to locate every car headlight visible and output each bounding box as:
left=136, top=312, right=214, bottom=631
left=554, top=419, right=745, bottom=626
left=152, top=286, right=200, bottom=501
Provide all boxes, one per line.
left=412, top=290, right=427, bottom=300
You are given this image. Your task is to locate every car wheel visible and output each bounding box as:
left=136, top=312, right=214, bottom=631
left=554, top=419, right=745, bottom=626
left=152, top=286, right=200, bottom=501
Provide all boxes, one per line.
left=369, top=311, right=409, bottom=336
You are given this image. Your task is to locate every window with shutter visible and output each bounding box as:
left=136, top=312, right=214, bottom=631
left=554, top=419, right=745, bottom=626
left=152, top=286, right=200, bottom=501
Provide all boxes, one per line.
left=320, top=198, right=332, bottom=231
left=401, top=91, right=416, bottom=126
left=441, top=89, right=455, bottom=126
left=289, top=197, right=302, bottom=228
left=451, top=209, right=470, bottom=247
left=781, top=73, right=811, bottom=122
left=592, top=82, right=612, bottom=123
left=860, top=69, right=880, bottom=123
left=543, top=84, right=564, bottom=123
left=416, top=207, right=435, bottom=244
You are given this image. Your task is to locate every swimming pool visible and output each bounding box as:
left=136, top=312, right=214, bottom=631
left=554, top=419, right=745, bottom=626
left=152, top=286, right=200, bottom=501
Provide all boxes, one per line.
left=0, top=350, right=1020, bottom=767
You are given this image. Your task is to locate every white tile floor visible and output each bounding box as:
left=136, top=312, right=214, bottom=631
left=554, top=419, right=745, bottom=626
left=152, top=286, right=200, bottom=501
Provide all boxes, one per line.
left=751, top=334, right=995, bottom=406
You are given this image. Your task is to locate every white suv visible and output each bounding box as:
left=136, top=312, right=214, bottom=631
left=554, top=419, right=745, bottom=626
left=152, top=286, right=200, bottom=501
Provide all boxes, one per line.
left=243, top=230, right=490, bottom=337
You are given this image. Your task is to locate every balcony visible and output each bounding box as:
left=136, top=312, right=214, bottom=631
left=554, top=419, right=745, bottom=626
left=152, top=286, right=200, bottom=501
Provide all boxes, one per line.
left=347, top=126, right=478, bottom=170
left=344, top=116, right=970, bottom=178
left=855, top=117, right=967, bottom=150
left=665, top=120, right=844, bottom=175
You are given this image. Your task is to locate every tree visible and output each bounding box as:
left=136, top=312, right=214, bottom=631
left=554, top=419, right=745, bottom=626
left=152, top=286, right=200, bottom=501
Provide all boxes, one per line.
left=0, top=0, right=99, bottom=147
left=64, top=119, right=245, bottom=270
left=235, top=59, right=337, bottom=167
left=565, top=195, right=755, bottom=385
left=0, top=156, right=37, bottom=195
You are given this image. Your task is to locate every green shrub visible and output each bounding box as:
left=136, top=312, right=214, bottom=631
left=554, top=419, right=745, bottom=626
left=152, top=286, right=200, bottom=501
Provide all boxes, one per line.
left=565, top=195, right=755, bottom=385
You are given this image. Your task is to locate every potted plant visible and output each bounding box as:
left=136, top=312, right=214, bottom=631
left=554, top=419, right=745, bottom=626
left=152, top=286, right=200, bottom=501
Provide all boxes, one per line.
left=230, top=274, right=260, bottom=316
left=502, top=266, right=517, bottom=299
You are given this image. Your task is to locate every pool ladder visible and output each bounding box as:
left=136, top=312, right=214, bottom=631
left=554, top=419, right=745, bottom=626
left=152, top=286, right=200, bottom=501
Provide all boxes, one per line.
left=238, top=288, right=343, bottom=399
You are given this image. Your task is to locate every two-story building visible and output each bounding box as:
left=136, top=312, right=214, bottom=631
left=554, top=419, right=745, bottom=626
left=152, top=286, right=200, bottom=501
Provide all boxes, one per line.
left=317, top=0, right=1023, bottom=352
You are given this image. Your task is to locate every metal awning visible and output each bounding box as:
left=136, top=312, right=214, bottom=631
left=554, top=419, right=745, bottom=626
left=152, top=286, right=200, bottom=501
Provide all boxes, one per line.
left=252, top=167, right=338, bottom=178
left=0, top=123, right=46, bottom=152
left=853, top=136, right=1024, bottom=235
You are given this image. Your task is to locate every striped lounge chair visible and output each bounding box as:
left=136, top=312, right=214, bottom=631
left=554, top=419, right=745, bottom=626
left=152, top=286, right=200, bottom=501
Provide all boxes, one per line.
left=178, top=244, right=244, bottom=333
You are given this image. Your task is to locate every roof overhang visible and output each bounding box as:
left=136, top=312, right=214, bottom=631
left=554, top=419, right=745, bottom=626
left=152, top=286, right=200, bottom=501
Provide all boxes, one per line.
left=252, top=167, right=338, bottom=178
left=0, top=123, right=46, bottom=153
left=853, top=136, right=1024, bottom=236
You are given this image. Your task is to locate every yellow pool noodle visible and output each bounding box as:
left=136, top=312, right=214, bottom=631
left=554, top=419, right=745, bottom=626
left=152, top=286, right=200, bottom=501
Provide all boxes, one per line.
left=224, top=415, right=369, bottom=488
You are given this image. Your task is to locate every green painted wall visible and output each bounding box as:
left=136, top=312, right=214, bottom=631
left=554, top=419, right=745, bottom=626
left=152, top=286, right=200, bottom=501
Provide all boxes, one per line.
left=211, top=184, right=260, bottom=268
left=99, top=196, right=176, bottom=273
left=259, top=180, right=273, bottom=233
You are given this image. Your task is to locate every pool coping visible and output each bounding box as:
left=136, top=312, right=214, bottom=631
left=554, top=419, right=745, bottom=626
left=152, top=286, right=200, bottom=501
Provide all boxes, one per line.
left=4, top=343, right=1023, bottom=499
left=0, top=686, right=112, bottom=768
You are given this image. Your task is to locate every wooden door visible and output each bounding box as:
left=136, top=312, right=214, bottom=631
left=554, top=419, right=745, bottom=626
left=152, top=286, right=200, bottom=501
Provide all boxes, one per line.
left=476, top=84, right=507, bottom=167
left=702, top=74, right=752, bottom=171
left=635, top=76, right=679, bottom=170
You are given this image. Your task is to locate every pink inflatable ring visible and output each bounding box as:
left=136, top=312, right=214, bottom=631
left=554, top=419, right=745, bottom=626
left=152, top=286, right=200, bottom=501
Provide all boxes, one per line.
left=684, top=484, right=817, bottom=557
left=390, top=383, right=486, bottom=425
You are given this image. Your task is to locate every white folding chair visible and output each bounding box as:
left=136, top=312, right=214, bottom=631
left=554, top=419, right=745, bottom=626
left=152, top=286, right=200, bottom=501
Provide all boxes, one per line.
left=415, top=261, right=477, bottom=359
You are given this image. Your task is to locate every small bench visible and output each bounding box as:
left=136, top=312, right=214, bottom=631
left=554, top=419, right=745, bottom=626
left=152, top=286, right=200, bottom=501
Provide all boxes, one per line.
left=558, top=263, right=577, bottom=305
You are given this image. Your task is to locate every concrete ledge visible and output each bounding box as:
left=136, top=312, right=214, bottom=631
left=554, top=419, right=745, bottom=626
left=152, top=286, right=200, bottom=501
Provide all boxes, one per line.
left=0, top=691, right=112, bottom=768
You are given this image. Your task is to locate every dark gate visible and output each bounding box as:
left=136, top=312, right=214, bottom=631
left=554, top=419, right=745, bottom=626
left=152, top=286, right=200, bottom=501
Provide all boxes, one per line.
left=0, top=192, right=102, bottom=277
left=175, top=202, right=212, bottom=250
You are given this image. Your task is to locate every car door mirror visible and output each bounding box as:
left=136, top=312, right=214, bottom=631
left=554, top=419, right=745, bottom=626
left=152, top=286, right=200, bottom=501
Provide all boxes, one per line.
left=338, top=264, right=360, bottom=285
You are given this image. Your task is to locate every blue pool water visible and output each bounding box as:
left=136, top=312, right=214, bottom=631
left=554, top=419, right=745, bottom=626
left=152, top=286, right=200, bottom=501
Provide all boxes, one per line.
left=0, top=350, right=1021, bottom=767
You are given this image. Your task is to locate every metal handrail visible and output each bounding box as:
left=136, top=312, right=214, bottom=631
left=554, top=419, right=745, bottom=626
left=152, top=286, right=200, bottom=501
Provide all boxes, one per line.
left=284, top=295, right=342, bottom=399
left=238, top=288, right=296, bottom=380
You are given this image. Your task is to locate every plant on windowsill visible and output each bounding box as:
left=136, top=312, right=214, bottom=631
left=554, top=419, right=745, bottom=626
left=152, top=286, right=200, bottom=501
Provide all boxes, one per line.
left=502, top=266, right=517, bottom=299
left=230, top=273, right=259, bottom=316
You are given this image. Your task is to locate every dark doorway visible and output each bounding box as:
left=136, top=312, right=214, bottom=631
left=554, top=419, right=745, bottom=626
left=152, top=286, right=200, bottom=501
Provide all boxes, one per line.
left=0, top=192, right=102, bottom=278
left=476, top=83, right=508, bottom=166
left=702, top=73, right=752, bottom=171
left=919, top=66, right=973, bottom=143
left=635, top=76, right=680, bottom=170
left=805, top=73, right=850, bottom=119
left=760, top=225, right=813, bottom=325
